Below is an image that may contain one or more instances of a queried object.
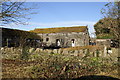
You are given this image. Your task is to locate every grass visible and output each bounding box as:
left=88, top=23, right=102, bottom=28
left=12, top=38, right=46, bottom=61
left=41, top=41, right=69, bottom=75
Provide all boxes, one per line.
left=61, top=45, right=103, bottom=52
left=29, top=26, right=87, bottom=33
left=97, top=34, right=114, bottom=39
left=2, top=50, right=120, bottom=79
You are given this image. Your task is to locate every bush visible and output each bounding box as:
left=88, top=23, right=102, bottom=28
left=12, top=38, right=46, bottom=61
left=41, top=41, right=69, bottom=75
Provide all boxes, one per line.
left=20, top=46, right=30, bottom=60
left=26, top=54, right=102, bottom=78
left=2, top=48, right=119, bottom=79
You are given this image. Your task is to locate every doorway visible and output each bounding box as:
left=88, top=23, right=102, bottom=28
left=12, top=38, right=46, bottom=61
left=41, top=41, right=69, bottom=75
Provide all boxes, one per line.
left=56, top=39, right=60, bottom=46
left=71, top=39, right=75, bottom=47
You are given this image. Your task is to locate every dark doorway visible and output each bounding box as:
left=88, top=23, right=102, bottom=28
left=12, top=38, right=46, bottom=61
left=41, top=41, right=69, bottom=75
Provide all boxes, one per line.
left=46, top=38, right=49, bottom=41
left=71, top=39, right=75, bottom=47
left=56, top=39, right=60, bottom=46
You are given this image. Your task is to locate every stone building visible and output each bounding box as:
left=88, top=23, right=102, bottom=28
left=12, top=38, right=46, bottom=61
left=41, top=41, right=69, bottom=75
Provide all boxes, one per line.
left=95, top=39, right=119, bottom=48
left=30, top=26, right=90, bottom=48
left=95, top=39, right=111, bottom=47
left=1, top=27, right=41, bottom=47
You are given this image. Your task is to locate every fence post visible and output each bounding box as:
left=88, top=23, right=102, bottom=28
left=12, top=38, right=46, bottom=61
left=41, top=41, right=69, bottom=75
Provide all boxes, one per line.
left=104, top=45, right=107, bottom=57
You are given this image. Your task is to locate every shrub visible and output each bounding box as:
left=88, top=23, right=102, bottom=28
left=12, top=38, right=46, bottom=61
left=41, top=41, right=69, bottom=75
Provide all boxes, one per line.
left=2, top=48, right=119, bottom=79
left=20, top=46, right=30, bottom=60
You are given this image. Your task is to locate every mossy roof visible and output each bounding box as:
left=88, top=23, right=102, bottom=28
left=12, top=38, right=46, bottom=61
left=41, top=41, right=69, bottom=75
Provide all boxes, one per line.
left=29, top=26, right=88, bottom=33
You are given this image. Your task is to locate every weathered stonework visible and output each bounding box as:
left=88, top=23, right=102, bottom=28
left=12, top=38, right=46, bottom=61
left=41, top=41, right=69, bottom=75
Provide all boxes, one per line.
left=37, top=26, right=90, bottom=48
left=1, top=46, right=118, bottom=61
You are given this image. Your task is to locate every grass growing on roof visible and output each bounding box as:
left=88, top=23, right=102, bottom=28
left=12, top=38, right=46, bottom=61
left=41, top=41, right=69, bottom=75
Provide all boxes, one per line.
left=30, top=26, right=87, bottom=33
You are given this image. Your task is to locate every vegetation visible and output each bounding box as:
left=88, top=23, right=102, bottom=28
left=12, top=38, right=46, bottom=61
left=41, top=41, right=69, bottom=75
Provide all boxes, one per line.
left=95, top=1, right=120, bottom=40
left=2, top=28, right=41, bottom=61
left=2, top=28, right=41, bottom=47
left=2, top=49, right=119, bottom=79
left=1, top=0, right=39, bottom=61
left=1, top=1, right=120, bottom=79
left=0, top=0, right=36, bottom=25
left=94, top=18, right=117, bottom=39
left=30, top=26, right=87, bottom=33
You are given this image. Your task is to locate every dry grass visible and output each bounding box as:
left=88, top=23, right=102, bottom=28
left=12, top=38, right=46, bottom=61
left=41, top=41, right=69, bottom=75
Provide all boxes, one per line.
left=61, top=45, right=103, bottom=51
left=30, top=26, right=87, bottom=33
left=1, top=47, right=120, bottom=79
left=2, top=52, right=120, bottom=79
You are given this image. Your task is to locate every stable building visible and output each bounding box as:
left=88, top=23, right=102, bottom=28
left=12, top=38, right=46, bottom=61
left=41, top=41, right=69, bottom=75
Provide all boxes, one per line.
left=30, top=26, right=90, bottom=48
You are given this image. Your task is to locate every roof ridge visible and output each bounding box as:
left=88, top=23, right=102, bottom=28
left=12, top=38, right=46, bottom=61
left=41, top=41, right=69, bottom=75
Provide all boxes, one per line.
left=30, top=26, right=88, bottom=33
left=34, top=26, right=87, bottom=30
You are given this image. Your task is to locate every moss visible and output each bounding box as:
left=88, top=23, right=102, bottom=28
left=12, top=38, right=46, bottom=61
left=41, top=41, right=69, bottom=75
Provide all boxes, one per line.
left=29, top=26, right=87, bottom=33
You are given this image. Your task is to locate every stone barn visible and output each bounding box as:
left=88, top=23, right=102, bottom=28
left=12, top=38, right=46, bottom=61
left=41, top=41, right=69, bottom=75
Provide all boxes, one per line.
left=1, top=27, right=41, bottom=47
left=30, top=26, right=90, bottom=48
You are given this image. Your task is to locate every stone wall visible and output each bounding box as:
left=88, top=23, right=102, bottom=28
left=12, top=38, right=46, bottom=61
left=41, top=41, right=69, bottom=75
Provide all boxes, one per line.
left=38, top=30, right=89, bottom=48
left=1, top=47, right=88, bottom=58
left=1, top=47, right=21, bottom=59
left=1, top=46, right=118, bottom=61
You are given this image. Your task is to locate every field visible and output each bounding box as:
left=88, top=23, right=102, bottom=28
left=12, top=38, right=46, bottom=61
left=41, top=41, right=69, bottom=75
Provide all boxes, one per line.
left=2, top=50, right=120, bottom=79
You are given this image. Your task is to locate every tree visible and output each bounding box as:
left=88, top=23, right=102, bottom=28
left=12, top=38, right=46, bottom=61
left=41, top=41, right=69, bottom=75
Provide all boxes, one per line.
left=95, top=2, right=120, bottom=40
left=0, top=0, right=40, bottom=60
left=100, top=2, right=120, bottom=39
left=94, top=18, right=117, bottom=39
left=17, top=31, right=41, bottom=60
left=0, top=0, right=36, bottom=25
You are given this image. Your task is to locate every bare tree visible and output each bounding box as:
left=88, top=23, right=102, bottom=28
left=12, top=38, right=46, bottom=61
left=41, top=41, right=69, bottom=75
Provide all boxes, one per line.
left=101, top=1, right=120, bottom=40
left=0, top=0, right=40, bottom=60
left=0, top=0, right=36, bottom=25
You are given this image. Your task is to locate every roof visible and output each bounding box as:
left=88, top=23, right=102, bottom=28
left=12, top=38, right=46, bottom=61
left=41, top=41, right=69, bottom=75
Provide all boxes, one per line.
left=29, top=26, right=88, bottom=34
left=1, top=27, right=41, bottom=39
